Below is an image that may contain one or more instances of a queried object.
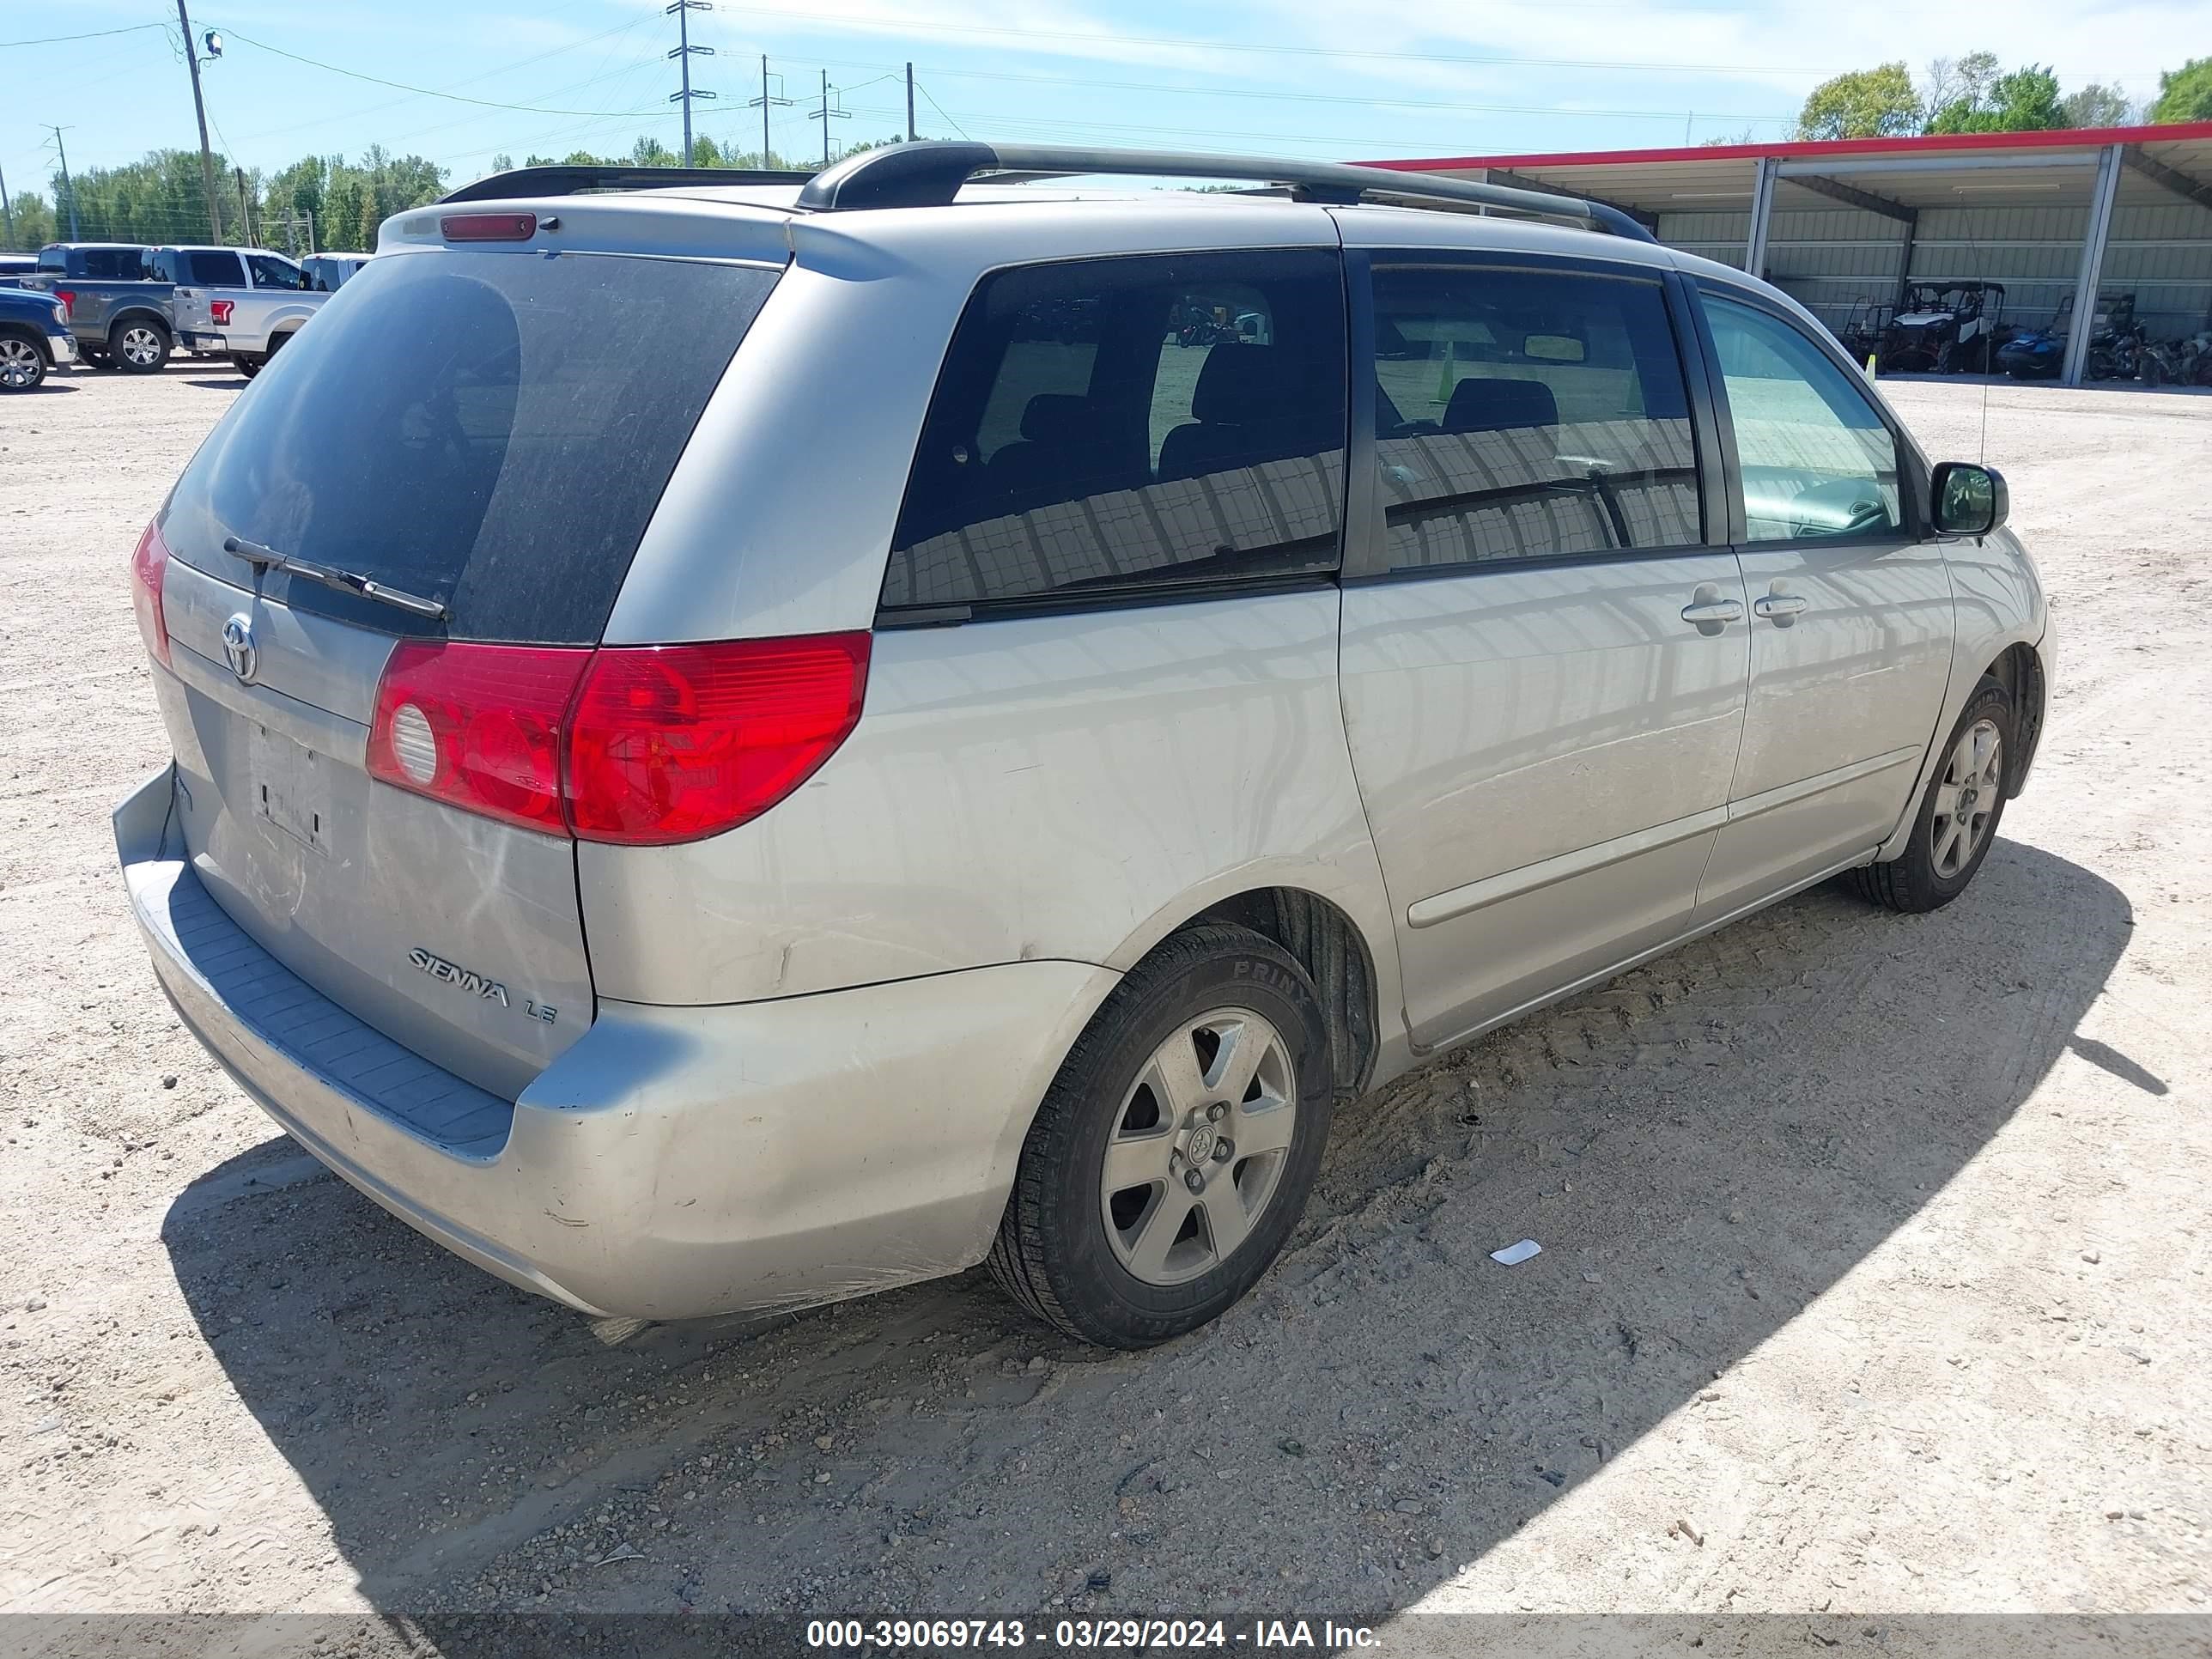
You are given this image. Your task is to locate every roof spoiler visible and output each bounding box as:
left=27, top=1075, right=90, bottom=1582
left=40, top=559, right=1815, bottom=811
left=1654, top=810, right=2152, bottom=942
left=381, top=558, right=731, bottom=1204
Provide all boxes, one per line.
left=793, top=141, right=1659, bottom=242
left=440, top=164, right=814, bottom=204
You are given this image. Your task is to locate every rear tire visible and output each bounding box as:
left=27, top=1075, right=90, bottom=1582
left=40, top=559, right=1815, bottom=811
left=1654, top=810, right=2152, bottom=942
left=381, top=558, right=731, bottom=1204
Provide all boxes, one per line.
left=988, top=924, right=1334, bottom=1349
left=1851, top=675, right=2014, bottom=914
left=231, top=353, right=264, bottom=380
left=81, top=345, right=113, bottom=369
left=113, top=319, right=170, bottom=374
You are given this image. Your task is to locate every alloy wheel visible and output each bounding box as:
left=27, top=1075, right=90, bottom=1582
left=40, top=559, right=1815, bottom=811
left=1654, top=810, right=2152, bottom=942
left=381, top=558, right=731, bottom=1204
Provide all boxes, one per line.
left=119, top=326, right=161, bottom=368
left=0, top=338, right=39, bottom=389
left=1099, top=1007, right=1298, bottom=1286
left=1930, top=717, right=2002, bottom=878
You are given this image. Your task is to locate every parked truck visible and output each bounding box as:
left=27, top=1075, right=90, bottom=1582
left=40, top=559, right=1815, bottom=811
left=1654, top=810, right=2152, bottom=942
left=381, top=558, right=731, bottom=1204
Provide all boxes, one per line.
left=158, top=245, right=329, bottom=378
left=21, top=243, right=179, bottom=372
left=0, top=287, right=76, bottom=391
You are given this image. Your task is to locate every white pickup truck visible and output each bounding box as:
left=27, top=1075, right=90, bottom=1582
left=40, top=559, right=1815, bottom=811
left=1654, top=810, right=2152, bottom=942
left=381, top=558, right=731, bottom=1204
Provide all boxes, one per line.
left=157, top=245, right=330, bottom=379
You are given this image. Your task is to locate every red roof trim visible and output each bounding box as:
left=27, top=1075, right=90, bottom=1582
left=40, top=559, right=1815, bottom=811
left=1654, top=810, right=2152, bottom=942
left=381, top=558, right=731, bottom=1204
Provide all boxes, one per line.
left=1359, top=120, right=2212, bottom=174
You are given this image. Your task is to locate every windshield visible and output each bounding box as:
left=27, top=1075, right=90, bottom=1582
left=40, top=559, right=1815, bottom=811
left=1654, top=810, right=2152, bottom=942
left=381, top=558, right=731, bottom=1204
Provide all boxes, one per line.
left=161, top=246, right=781, bottom=642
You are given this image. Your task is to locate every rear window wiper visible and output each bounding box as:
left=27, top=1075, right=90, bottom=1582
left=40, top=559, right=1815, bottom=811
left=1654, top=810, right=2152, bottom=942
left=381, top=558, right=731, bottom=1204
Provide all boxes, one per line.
left=222, top=537, right=448, bottom=620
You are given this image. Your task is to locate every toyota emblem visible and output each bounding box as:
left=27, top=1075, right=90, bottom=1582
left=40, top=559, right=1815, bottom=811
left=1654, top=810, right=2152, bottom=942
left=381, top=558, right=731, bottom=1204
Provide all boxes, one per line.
left=221, top=613, right=258, bottom=685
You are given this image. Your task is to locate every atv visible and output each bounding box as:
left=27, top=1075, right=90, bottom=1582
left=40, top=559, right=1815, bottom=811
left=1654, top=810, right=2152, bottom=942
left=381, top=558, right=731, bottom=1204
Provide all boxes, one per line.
left=1880, top=282, right=2008, bottom=374
left=1997, top=291, right=2138, bottom=381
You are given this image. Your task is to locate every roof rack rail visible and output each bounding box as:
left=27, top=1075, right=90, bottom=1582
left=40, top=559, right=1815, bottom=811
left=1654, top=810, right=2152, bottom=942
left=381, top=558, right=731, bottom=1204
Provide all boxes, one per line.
left=440, top=164, right=814, bottom=204
left=793, top=141, right=1657, bottom=243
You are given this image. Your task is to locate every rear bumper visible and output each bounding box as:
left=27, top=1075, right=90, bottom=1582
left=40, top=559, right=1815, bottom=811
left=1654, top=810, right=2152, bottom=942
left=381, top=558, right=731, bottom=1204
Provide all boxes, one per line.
left=118, top=767, right=1118, bottom=1320
left=179, top=331, right=225, bottom=352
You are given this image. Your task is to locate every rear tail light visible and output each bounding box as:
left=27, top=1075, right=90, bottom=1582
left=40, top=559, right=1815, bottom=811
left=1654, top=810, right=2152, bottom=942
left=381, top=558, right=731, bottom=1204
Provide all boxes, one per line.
left=54, top=289, right=74, bottom=322
left=366, top=633, right=871, bottom=844
left=131, top=520, right=170, bottom=666
left=567, top=635, right=872, bottom=845
left=209, top=300, right=234, bottom=326
left=368, top=642, right=590, bottom=834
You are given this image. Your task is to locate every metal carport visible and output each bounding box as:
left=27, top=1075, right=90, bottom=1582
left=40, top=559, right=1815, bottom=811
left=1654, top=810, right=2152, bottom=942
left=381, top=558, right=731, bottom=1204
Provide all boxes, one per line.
left=1367, top=123, right=2212, bottom=386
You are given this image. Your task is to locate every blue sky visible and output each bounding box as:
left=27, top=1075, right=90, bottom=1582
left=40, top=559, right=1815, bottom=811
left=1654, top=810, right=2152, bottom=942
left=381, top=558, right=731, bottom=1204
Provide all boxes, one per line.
left=3, top=0, right=2197, bottom=196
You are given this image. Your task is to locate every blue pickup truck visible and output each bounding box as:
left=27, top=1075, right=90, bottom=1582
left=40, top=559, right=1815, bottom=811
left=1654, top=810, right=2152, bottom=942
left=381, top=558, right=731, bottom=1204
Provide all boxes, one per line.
left=0, top=287, right=76, bottom=391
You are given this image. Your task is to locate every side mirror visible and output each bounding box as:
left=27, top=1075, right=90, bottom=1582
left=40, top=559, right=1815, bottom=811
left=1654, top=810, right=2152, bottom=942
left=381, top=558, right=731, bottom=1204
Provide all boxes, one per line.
left=1931, top=461, right=2008, bottom=537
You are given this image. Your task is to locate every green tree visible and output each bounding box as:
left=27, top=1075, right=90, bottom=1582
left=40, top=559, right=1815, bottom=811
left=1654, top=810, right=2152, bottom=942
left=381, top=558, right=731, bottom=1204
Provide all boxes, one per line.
left=1796, top=63, right=1922, bottom=140
left=1922, top=52, right=1998, bottom=122
left=2062, top=82, right=2138, bottom=127
left=51, top=149, right=228, bottom=244
left=2150, top=57, right=2212, bottom=123
left=3, top=190, right=58, bottom=251
left=1927, top=64, right=2066, bottom=133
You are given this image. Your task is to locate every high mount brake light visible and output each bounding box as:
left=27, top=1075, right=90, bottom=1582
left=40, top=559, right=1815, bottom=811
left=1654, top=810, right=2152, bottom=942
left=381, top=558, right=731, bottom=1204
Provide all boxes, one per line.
left=441, top=213, right=538, bottom=242
left=365, top=633, right=872, bottom=844
left=131, top=520, right=170, bottom=667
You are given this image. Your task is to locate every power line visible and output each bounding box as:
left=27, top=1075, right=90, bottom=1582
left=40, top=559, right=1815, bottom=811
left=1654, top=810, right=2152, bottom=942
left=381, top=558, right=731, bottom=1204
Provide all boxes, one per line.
left=828, top=56, right=1798, bottom=123
left=915, top=81, right=968, bottom=141
left=0, top=23, right=167, bottom=49
left=228, top=16, right=656, bottom=146
left=221, top=27, right=677, bottom=118
left=710, top=4, right=1841, bottom=76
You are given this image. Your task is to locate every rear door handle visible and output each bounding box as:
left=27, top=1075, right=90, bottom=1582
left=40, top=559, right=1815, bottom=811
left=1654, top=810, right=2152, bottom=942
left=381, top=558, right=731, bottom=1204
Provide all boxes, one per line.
left=1753, top=593, right=1809, bottom=623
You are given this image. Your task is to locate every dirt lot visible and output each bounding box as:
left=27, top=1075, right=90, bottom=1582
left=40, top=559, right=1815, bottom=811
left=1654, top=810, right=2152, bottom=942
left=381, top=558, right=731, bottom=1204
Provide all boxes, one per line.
left=0, top=363, right=2206, bottom=1642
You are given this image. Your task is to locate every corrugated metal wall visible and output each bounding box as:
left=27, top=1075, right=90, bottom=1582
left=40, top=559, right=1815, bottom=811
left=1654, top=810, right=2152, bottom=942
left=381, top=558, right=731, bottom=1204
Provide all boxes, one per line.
left=1654, top=197, right=2212, bottom=346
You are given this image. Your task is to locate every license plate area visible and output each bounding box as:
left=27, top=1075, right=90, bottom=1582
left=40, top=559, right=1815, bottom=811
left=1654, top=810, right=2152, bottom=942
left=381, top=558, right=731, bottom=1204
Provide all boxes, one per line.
left=250, top=724, right=331, bottom=856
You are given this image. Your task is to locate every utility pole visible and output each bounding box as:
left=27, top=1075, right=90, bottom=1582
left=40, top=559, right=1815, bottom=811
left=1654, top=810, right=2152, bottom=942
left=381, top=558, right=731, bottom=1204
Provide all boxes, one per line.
left=178, top=0, right=224, bottom=241
left=905, top=63, right=916, bottom=143
left=665, top=0, right=716, bottom=167
left=0, top=162, right=14, bottom=248
left=816, top=70, right=848, bottom=168
left=235, top=167, right=252, bottom=247
left=46, top=128, right=79, bottom=241
left=746, top=55, right=791, bottom=168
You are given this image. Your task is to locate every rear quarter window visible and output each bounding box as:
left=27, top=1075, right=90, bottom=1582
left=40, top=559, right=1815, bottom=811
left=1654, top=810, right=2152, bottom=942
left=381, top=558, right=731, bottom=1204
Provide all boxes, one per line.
left=883, top=248, right=1348, bottom=616
left=83, top=248, right=148, bottom=280
left=161, top=247, right=780, bottom=644
left=186, top=251, right=246, bottom=286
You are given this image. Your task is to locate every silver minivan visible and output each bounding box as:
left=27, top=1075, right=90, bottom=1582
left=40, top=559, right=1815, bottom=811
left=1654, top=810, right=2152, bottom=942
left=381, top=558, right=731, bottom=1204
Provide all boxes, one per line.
left=117, top=145, right=2051, bottom=1348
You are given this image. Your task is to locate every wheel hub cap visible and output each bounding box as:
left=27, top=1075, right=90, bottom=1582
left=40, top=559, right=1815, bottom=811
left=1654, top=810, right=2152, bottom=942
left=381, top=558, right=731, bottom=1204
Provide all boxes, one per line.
left=1930, top=717, right=2002, bottom=879
left=1098, top=1007, right=1298, bottom=1287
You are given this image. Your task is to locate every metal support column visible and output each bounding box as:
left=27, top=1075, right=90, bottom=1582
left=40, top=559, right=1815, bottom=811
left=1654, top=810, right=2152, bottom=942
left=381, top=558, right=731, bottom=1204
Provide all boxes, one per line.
left=2061, top=144, right=2124, bottom=388
left=1744, top=155, right=1778, bottom=279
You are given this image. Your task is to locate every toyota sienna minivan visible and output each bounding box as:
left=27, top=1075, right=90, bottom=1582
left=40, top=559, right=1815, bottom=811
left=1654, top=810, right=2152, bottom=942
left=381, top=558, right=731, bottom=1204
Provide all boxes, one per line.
left=116, top=143, right=2051, bottom=1348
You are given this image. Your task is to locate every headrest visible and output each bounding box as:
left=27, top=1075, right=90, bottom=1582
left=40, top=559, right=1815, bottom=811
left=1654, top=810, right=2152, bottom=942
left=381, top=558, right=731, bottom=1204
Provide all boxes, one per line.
left=1443, top=375, right=1559, bottom=434
left=1190, top=345, right=1304, bottom=424
left=1020, top=393, right=1099, bottom=445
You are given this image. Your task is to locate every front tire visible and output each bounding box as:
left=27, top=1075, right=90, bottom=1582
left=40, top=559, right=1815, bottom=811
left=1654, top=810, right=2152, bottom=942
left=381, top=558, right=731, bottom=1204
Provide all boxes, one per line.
left=1851, top=675, right=2014, bottom=914
left=0, top=331, right=47, bottom=392
left=988, top=924, right=1334, bottom=1349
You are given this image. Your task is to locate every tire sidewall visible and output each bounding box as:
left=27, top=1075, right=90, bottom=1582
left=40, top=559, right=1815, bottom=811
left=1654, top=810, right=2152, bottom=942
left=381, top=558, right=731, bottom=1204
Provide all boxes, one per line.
left=1039, top=936, right=1333, bottom=1343
left=1904, top=678, right=2015, bottom=905
left=0, top=332, right=46, bottom=392
left=115, top=321, right=169, bottom=374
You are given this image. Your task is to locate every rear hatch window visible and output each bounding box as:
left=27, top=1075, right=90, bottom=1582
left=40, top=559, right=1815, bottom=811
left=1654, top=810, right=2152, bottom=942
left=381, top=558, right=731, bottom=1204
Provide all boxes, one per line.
left=161, top=246, right=782, bottom=643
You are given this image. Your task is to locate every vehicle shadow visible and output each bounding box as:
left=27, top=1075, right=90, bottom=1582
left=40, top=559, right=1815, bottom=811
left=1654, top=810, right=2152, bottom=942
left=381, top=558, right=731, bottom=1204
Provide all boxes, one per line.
left=17, top=380, right=77, bottom=393
left=183, top=377, right=248, bottom=391
left=162, top=838, right=2130, bottom=1624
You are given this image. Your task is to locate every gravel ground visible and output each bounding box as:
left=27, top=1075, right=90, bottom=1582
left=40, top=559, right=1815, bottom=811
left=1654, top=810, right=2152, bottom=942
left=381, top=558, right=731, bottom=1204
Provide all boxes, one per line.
left=0, top=364, right=2206, bottom=1638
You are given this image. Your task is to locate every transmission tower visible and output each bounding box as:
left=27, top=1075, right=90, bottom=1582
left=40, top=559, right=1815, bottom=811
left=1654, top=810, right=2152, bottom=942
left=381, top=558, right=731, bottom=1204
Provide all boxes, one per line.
left=666, top=0, right=716, bottom=167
